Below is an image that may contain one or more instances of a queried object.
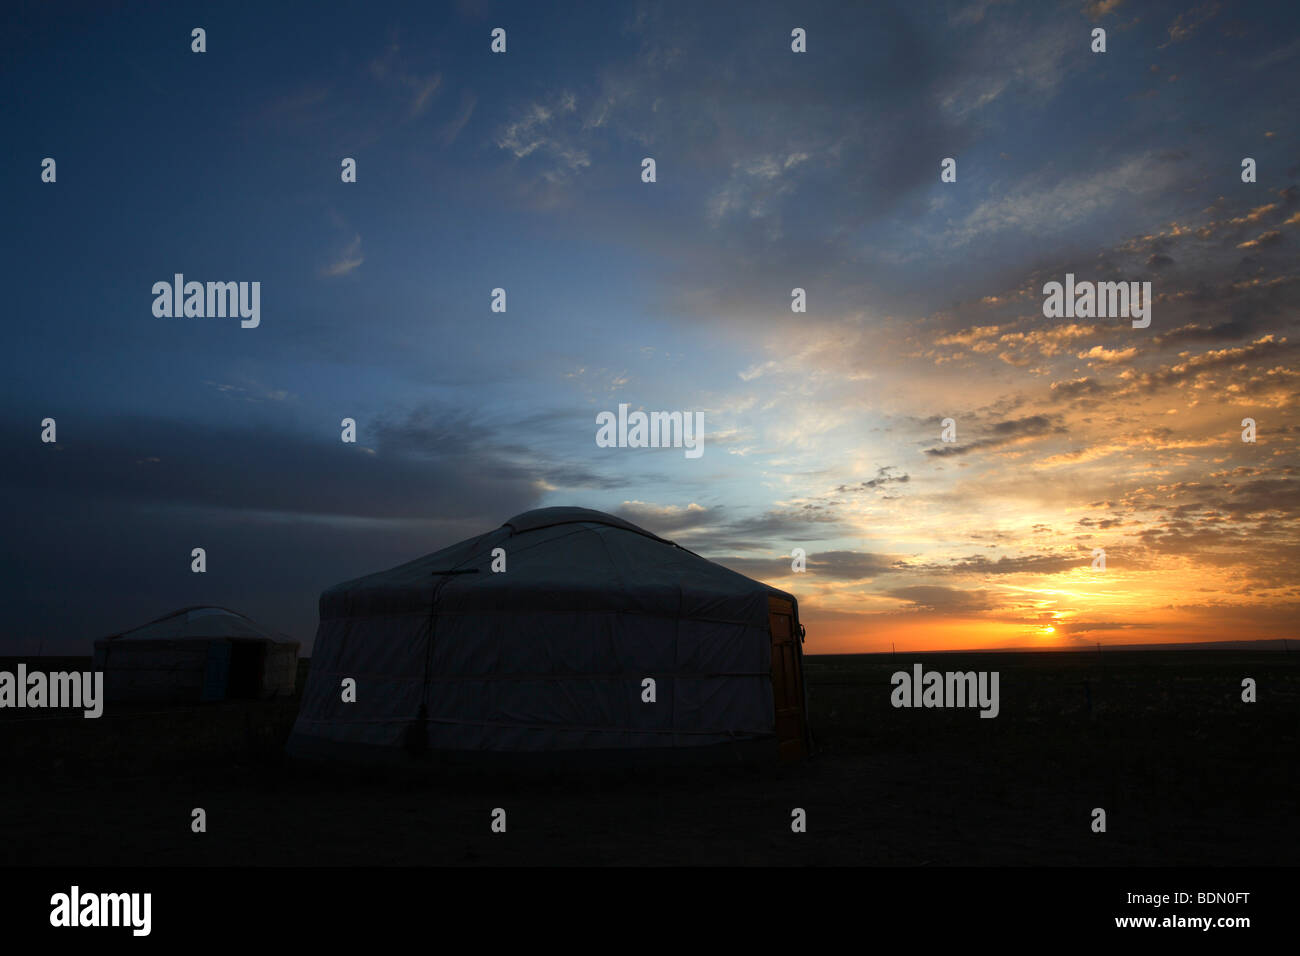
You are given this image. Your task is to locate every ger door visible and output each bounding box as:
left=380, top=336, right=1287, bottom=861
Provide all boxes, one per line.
left=767, top=596, right=808, bottom=760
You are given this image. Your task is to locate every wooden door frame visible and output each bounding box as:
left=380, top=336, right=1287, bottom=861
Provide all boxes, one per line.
left=767, top=595, right=810, bottom=759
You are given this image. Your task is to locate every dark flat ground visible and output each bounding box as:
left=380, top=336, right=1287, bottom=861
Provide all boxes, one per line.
left=2, top=649, right=1296, bottom=865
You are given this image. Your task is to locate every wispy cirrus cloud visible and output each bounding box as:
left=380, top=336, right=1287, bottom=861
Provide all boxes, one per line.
left=320, top=234, right=364, bottom=278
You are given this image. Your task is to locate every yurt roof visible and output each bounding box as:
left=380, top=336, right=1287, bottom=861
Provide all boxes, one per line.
left=107, top=606, right=293, bottom=643
left=501, top=506, right=672, bottom=541
left=321, top=507, right=795, bottom=621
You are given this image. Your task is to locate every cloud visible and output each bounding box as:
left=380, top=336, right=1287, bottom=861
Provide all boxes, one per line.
left=614, top=500, right=711, bottom=533
left=442, top=91, right=478, bottom=144
left=835, top=466, right=911, bottom=492
left=1077, top=345, right=1139, bottom=365
left=915, top=552, right=1095, bottom=577
left=936, top=11, right=1077, bottom=116
left=996, top=324, right=1103, bottom=359
left=1082, top=0, right=1126, bottom=20
left=1162, top=2, right=1221, bottom=46
left=1116, top=334, right=1298, bottom=396
left=698, top=505, right=848, bottom=552
left=886, top=586, right=998, bottom=613
left=495, top=93, right=592, bottom=189
left=935, top=325, right=1003, bottom=347
left=707, top=152, right=813, bottom=240
left=409, top=73, right=443, bottom=117
left=4, top=412, right=553, bottom=524
left=925, top=414, right=1064, bottom=457
left=1251, top=36, right=1300, bottom=71
left=320, top=234, right=363, bottom=277
left=946, top=155, right=1182, bottom=245
left=719, top=550, right=902, bottom=582
left=1237, top=230, right=1283, bottom=249
left=1048, top=377, right=1107, bottom=402
left=0, top=410, right=574, bottom=649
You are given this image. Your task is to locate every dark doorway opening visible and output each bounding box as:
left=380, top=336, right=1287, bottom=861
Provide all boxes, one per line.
left=227, top=641, right=265, bottom=699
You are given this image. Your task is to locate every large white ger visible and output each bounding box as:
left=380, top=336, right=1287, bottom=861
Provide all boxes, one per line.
left=287, top=507, right=810, bottom=765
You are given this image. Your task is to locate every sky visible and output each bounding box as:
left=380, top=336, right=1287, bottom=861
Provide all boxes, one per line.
left=2, top=0, right=1297, bottom=655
